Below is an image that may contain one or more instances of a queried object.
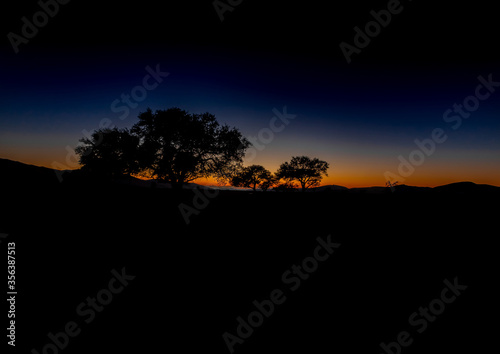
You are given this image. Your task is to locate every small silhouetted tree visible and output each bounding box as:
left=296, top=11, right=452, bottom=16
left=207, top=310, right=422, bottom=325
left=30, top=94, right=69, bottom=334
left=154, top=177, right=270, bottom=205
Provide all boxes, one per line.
left=75, top=128, right=139, bottom=180
left=276, top=156, right=329, bottom=192
left=385, top=180, right=399, bottom=193
left=132, top=108, right=250, bottom=189
left=230, top=165, right=274, bottom=191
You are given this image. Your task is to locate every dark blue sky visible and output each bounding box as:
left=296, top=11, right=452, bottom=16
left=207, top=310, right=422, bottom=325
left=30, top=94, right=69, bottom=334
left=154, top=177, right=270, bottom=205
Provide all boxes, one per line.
left=1, top=0, right=499, bottom=186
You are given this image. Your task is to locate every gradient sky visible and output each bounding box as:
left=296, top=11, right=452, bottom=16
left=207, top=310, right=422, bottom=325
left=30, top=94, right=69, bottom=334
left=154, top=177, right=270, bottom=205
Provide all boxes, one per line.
left=1, top=0, right=499, bottom=187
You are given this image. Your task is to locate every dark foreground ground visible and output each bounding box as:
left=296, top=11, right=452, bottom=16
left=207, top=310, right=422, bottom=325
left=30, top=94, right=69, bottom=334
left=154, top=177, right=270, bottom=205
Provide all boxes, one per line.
left=1, top=173, right=498, bottom=353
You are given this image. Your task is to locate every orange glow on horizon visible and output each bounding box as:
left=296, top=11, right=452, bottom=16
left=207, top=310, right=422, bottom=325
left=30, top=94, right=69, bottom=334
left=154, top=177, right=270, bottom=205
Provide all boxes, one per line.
left=2, top=155, right=500, bottom=188
left=193, top=175, right=500, bottom=189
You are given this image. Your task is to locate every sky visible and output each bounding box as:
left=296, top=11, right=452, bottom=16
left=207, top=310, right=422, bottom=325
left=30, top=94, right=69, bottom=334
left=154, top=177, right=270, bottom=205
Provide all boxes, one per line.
left=1, top=0, right=499, bottom=187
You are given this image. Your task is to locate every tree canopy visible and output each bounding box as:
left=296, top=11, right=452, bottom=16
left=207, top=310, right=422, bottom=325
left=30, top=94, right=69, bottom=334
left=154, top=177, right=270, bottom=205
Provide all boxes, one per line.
left=75, top=128, right=139, bottom=180
left=75, top=109, right=331, bottom=192
left=76, top=108, right=250, bottom=187
left=131, top=108, right=250, bottom=187
left=230, top=165, right=275, bottom=191
left=276, top=156, right=329, bottom=191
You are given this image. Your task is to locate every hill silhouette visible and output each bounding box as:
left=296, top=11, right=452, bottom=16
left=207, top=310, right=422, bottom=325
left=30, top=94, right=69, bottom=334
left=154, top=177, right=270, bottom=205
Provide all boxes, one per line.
left=433, top=181, right=500, bottom=194
left=1, top=158, right=498, bottom=195
left=0, top=158, right=63, bottom=187
left=0, top=158, right=496, bottom=354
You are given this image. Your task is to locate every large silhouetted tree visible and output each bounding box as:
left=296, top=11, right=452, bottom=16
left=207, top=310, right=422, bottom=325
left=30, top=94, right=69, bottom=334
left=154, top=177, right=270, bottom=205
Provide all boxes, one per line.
left=132, top=108, right=250, bottom=188
left=230, top=165, right=275, bottom=191
left=276, top=156, right=329, bottom=192
left=75, top=128, right=139, bottom=180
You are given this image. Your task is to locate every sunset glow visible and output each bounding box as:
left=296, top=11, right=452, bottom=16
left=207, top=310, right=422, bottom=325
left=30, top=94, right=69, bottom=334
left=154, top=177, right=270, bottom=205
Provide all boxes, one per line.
left=1, top=7, right=499, bottom=189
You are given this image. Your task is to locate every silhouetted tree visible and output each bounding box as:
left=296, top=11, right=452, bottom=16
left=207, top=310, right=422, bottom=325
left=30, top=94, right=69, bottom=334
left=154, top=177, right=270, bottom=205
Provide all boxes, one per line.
left=75, top=128, right=139, bottom=180
left=132, top=108, right=250, bottom=189
left=385, top=180, right=399, bottom=192
left=260, top=173, right=278, bottom=192
left=230, top=165, right=274, bottom=191
left=276, top=156, right=329, bottom=192
left=273, top=181, right=297, bottom=192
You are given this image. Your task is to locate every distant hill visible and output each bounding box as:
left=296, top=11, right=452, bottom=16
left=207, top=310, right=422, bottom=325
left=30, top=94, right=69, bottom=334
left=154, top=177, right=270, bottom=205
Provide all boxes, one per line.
left=310, top=185, right=349, bottom=192
left=1, top=158, right=499, bottom=194
left=349, top=184, right=432, bottom=194
left=343, top=182, right=500, bottom=194
left=0, top=158, right=63, bottom=187
left=0, top=158, right=219, bottom=190
left=433, top=181, right=500, bottom=194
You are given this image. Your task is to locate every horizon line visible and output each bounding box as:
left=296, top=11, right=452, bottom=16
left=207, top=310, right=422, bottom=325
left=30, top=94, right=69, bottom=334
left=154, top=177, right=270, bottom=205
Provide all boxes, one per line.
left=2, top=157, right=499, bottom=189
